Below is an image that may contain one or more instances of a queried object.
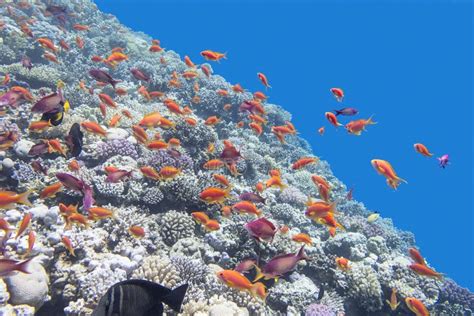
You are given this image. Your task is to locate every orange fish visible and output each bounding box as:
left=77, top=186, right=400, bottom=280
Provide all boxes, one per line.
left=28, top=120, right=51, bottom=132
left=279, top=225, right=289, bottom=234
left=336, top=257, right=350, bottom=271
left=204, top=219, right=220, bottom=231
left=414, top=143, right=433, bottom=157
left=59, top=39, right=70, bottom=50
left=371, top=159, right=407, bottom=190
left=257, top=72, right=271, bottom=89
left=159, top=166, right=181, bottom=179
left=409, top=263, right=443, bottom=280
left=43, top=52, right=59, bottom=64
left=182, top=71, right=199, bottom=80
left=47, top=139, right=67, bottom=157
left=199, top=187, right=231, bottom=204
left=217, top=89, right=229, bottom=97
left=114, top=88, right=127, bottom=96
left=121, top=109, right=133, bottom=119
left=232, top=201, right=262, bottom=217
left=345, top=116, right=376, bottom=136
left=386, top=288, right=400, bottom=311
left=200, top=50, right=226, bottom=62
left=139, top=112, right=162, bottom=128
left=205, top=116, right=220, bottom=126
left=99, top=103, right=107, bottom=118
left=158, top=117, right=176, bottom=130
left=249, top=114, right=267, bottom=125
left=139, top=166, right=160, bottom=180
left=76, top=36, right=84, bottom=49
left=37, top=38, right=57, bottom=52
left=88, top=207, right=114, bottom=220
left=91, top=55, right=103, bottom=62
left=39, top=182, right=63, bottom=199
left=253, top=91, right=268, bottom=101
left=98, top=93, right=117, bottom=108
left=318, top=126, right=325, bottom=135
left=129, top=225, right=145, bottom=238
left=207, top=143, right=215, bottom=153
left=25, top=230, right=36, bottom=257
left=61, top=236, right=76, bottom=256
left=81, top=121, right=107, bottom=137
left=216, top=270, right=267, bottom=300
left=405, top=298, right=429, bottom=316
left=266, top=176, right=286, bottom=190
left=0, top=218, right=13, bottom=234
left=184, top=55, right=195, bottom=68
left=255, top=182, right=264, bottom=193
left=232, top=84, right=244, bottom=93
left=291, top=233, right=313, bottom=246
left=325, top=112, right=343, bottom=128
left=106, top=52, right=128, bottom=64
left=249, top=122, right=263, bottom=136
left=149, top=45, right=163, bottom=53
left=203, top=159, right=224, bottom=170
left=185, top=117, right=197, bottom=126
left=292, top=157, right=319, bottom=170
left=111, top=47, right=125, bottom=53
left=317, top=183, right=330, bottom=201
left=108, top=114, right=121, bottom=127
left=213, top=174, right=230, bottom=187
left=191, top=212, right=210, bottom=224
left=409, top=248, right=426, bottom=266
left=68, top=160, right=80, bottom=171
left=132, top=125, right=148, bottom=144
left=168, top=138, right=181, bottom=147
left=16, top=213, right=32, bottom=239
left=236, top=121, right=245, bottom=128
left=223, top=104, right=232, bottom=111
left=221, top=206, right=232, bottom=217
left=311, top=175, right=330, bottom=190
left=201, top=65, right=211, bottom=77
left=305, top=199, right=337, bottom=219
left=330, top=87, right=344, bottom=102
left=163, top=99, right=184, bottom=115
left=68, top=213, right=89, bottom=228
left=73, top=24, right=89, bottom=31
left=1, top=73, right=10, bottom=86
left=191, top=95, right=201, bottom=104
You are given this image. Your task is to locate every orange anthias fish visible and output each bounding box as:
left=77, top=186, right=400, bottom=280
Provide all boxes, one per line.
left=88, top=207, right=114, bottom=221
left=386, top=288, right=400, bottom=311
left=330, top=87, right=344, bottom=102
left=204, top=219, right=220, bottom=232
left=184, top=55, right=196, bottom=68
left=325, top=112, right=343, bottom=128
left=257, top=72, right=271, bottom=89
left=345, top=116, right=376, bottom=136
left=409, top=263, right=443, bottom=280
left=99, top=93, right=117, bottom=108
left=200, top=50, right=227, bottom=62
left=147, top=140, right=169, bottom=151
left=76, top=36, right=84, bottom=49
left=213, top=174, right=230, bottom=187
left=39, top=182, right=63, bottom=199
left=139, top=112, right=162, bottom=128
left=216, top=270, right=267, bottom=300
left=292, top=157, right=319, bottom=170
left=29, top=120, right=51, bottom=132
left=405, top=297, right=429, bottom=316
left=335, top=257, right=350, bottom=271
left=205, top=116, right=220, bottom=126
left=371, top=159, right=407, bottom=190
left=61, top=236, right=75, bottom=256
left=318, top=126, right=325, bottom=135
left=414, top=143, right=433, bottom=157
left=37, top=38, right=57, bottom=52
left=81, top=122, right=107, bottom=137
left=200, top=187, right=231, bottom=204
left=232, top=84, right=244, bottom=93
left=305, top=198, right=337, bottom=219
left=232, top=201, right=262, bottom=217
left=266, top=175, right=286, bottom=191
left=159, top=166, right=181, bottom=180
left=73, top=23, right=89, bottom=31
left=203, top=159, right=224, bottom=170
left=408, top=248, right=426, bottom=266
left=16, top=213, right=32, bottom=239
left=291, top=233, right=313, bottom=246
left=0, top=190, right=32, bottom=209
left=191, top=211, right=209, bottom=225
left=249, top=122, right=263, bottom=136
left=140, top=166, right=160, bottom=180
left=163, top=99, right=184, bottom=115
left=129, top=225, right=145, bottom=238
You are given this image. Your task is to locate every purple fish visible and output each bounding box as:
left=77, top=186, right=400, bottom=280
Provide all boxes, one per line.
left=0, top=256, right=33, bottom=277
left=130, top=68, right=150, bottom=82
left=28, top=141, right=50, bottom=156
left=234, top=258, right=257, bottom=274
left=31, top=160, right=48, bottom=175
left=89, top=69, right=121, bottom=89
left=31, top=90, right=64, bottom=114
left=220, top=146, right=241, bottom=164
left=0, top=91, right=22, bottom=108
left=56, top=172, right=84, bottom=192
left=21, top=55, right=32, bottom=70
left=334, top=107, right=359, bottom=116
left=438, top=154, right=449, bottom=168
left=82, top=184, right=95, bottom=212
left=254, top=246, right=309, bottom=281
left=244, top=217, right=277, bottom=242
left=167, top=148, right=182, bottom=158
left=106, top=170, right=132, bottom=183
left=239, top=192, right=266, bottom=204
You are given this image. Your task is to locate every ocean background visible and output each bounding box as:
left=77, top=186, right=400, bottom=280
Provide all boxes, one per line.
left=95, top=0, right=473, bottom=291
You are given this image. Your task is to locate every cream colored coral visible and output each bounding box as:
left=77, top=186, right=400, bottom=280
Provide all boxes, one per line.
left=131, top=256, right=181, bottom=288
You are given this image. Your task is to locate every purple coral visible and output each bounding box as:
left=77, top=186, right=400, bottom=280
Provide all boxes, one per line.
left=305, top=303, right=336, bottom=316
left=141, top=150, right=193, bottom=171
left=440, top=279, right=474, bottom=310
left=96, top=139, right=139, bottom=160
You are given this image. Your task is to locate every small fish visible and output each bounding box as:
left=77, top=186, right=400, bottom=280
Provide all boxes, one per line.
left=334, top=107, right=358, bottom=116
left=106, top=170, right=132, bottom=183
left=409, top=263, right=443, bottom=279
left=336, top=257, right=350, bottom=271
left=291, top=233, right=313, bottom=246
left=257, top=72, right=271, bottom=89
left=232, top=201, right=262, bottom=217
left=81, top=121, right=107, bottom=137
left=149, top=44, right=163, bottom=52
left=405, top=297, right=429, bottom=316
left=201, top=65, right=211, bottom=77
left=239, top=192, right=266, bottom=204
left=292, top=157, right=319, bottom=170
left=56, top=173, right=84, bottom=192
left=82, top=184, right=95, bottom=212
left=345, top=116, right=376, bottom=136
left=213, top=174, right=230, bottom=187
left=92, top=280, right=188, bottom=315
left=88, top=207, right=114, bottom=221
left=244, top=217, right=277, bottom=242
left=39, top=182, right=63, bottom=199
left=438, top=154, right=449, bottom=168
left=21, top=55, right=33, bottom=70
left=68, top=213, right=89, bottom=228
left=0, top=257, right=34, bottom=277
left=371, top=159, right=407, bottom=190
left=61, top=236, right=75, bottom=256
left=367, top=213, right=380, bottom=223
left=159, top=166, right=181, bottom=180
left=325, top=112, right=343, bottom=128
left=255, top=182, right=264, bottom=193
left=414, top=143, right=433, bottom=157
left=31, top=160, right=48, bottom=175
left=65, top=123, right=83, bottom=157
left=386, top=288, right=400, bottom=311
left=217, top=270, right=266, bottom=300
left=203, top=159, right=224, bottom=170
left=253, top=91, right=268, bottom=101
left=73, top=23, right=89, bottom=31
left=346, top=187, right=354, bottom=200
left=254, top=246, right=309, bottom=281
left=330, top=87, right=344, bottom=102
left=200, top=50, right=226, bottom=62
left=204, top=219, right=220, bottom=232
left=184, top=56, right=195, bottom=68
left=234, top=258, right=257, bottom=274
left=37, top=37, right=57, bottom=52
left=205, top=116, right=220, bottom=126
left=199, top=187, right=231, bottom=204
left=76, top=36, right=85, bottom=49
left=0, top=190, right=32, bottom=209
left=408, top=248, right=426, bottom=266
left=16, top=213, right=32, bottom=239
left=98, top=93, right=117, bottom=108
left=130, top=68, right=150, bottom=82
left=129, top=225, right=145, bottom=238
left=89, top=69, right=121, bottom=89
left=305, top=199, right=338, bottom=219
left=25, top=231, right=36, bottom=257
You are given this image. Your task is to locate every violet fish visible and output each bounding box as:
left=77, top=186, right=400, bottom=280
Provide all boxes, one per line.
left=239, top=192, right=266, bottom=204
left=31, top=90, right=64, bottom=114
left=438, top=154, right=449, bottom=168
left=0, top=91, right=22, bottom=108
left=254, top=245, right=309, bottom=281
left=106, top=170, right=132, bottom=183
left=333, top=107, right=359, bottom=116
left=0, top=256, right=34, bottom=277
left=82, top=184, right=95, bottom=212
left=56, top=172, right=84, bottom=192
left=130, top=68, right=150, bottom=82
left=234, top=258, right=257, bottom=274
left=89, top=69, right=121, bottom=89
left=244, top=217, right=277, bottom=242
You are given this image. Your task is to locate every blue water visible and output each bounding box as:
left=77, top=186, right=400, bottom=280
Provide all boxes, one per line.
left=95, top=0, right=473, bottom=290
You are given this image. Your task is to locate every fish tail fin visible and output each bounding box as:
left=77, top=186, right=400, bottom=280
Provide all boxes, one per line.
left=367, top=114, right=377, bottom=125
left=397, top=176, right=408, bottom=184
left=253, top=265, right=264, bottom=282
left=111, top=79, right=121, bottom=89
left=223, top=52, right=228, bottom=59
left=337, top=222, right=346, bottom=231
left=334, top=110, right=341, bottom=116
left=250, top=282, right=267, bottom=301
left=16, top=256, right=34, bottom=274
left=329, top=201, right=340, bottom=215
left=297, top=245, right=311, bottom=261
left=161, top=283, right=189, bottom=312
left=18, top=190, right=33, bottom=206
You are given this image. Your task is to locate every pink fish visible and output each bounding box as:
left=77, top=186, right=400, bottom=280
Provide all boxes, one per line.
left=56, top=173, right=84, bottom=192
left=0, top=90, right=22, bottom=108
left=254, top=245, right=309, bottom=281
left=106, top=170, right=132, bottom=183
left=438, top=154, right=449, bottom=168
left=234, top=258, right=257, bottom=274
left=244, top=217, right=277, bottom=242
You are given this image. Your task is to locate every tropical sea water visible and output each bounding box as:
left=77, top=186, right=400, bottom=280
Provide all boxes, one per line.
left=0, top=0, right=472, bottom=315
left=95, top=0, right=473, bottom=291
